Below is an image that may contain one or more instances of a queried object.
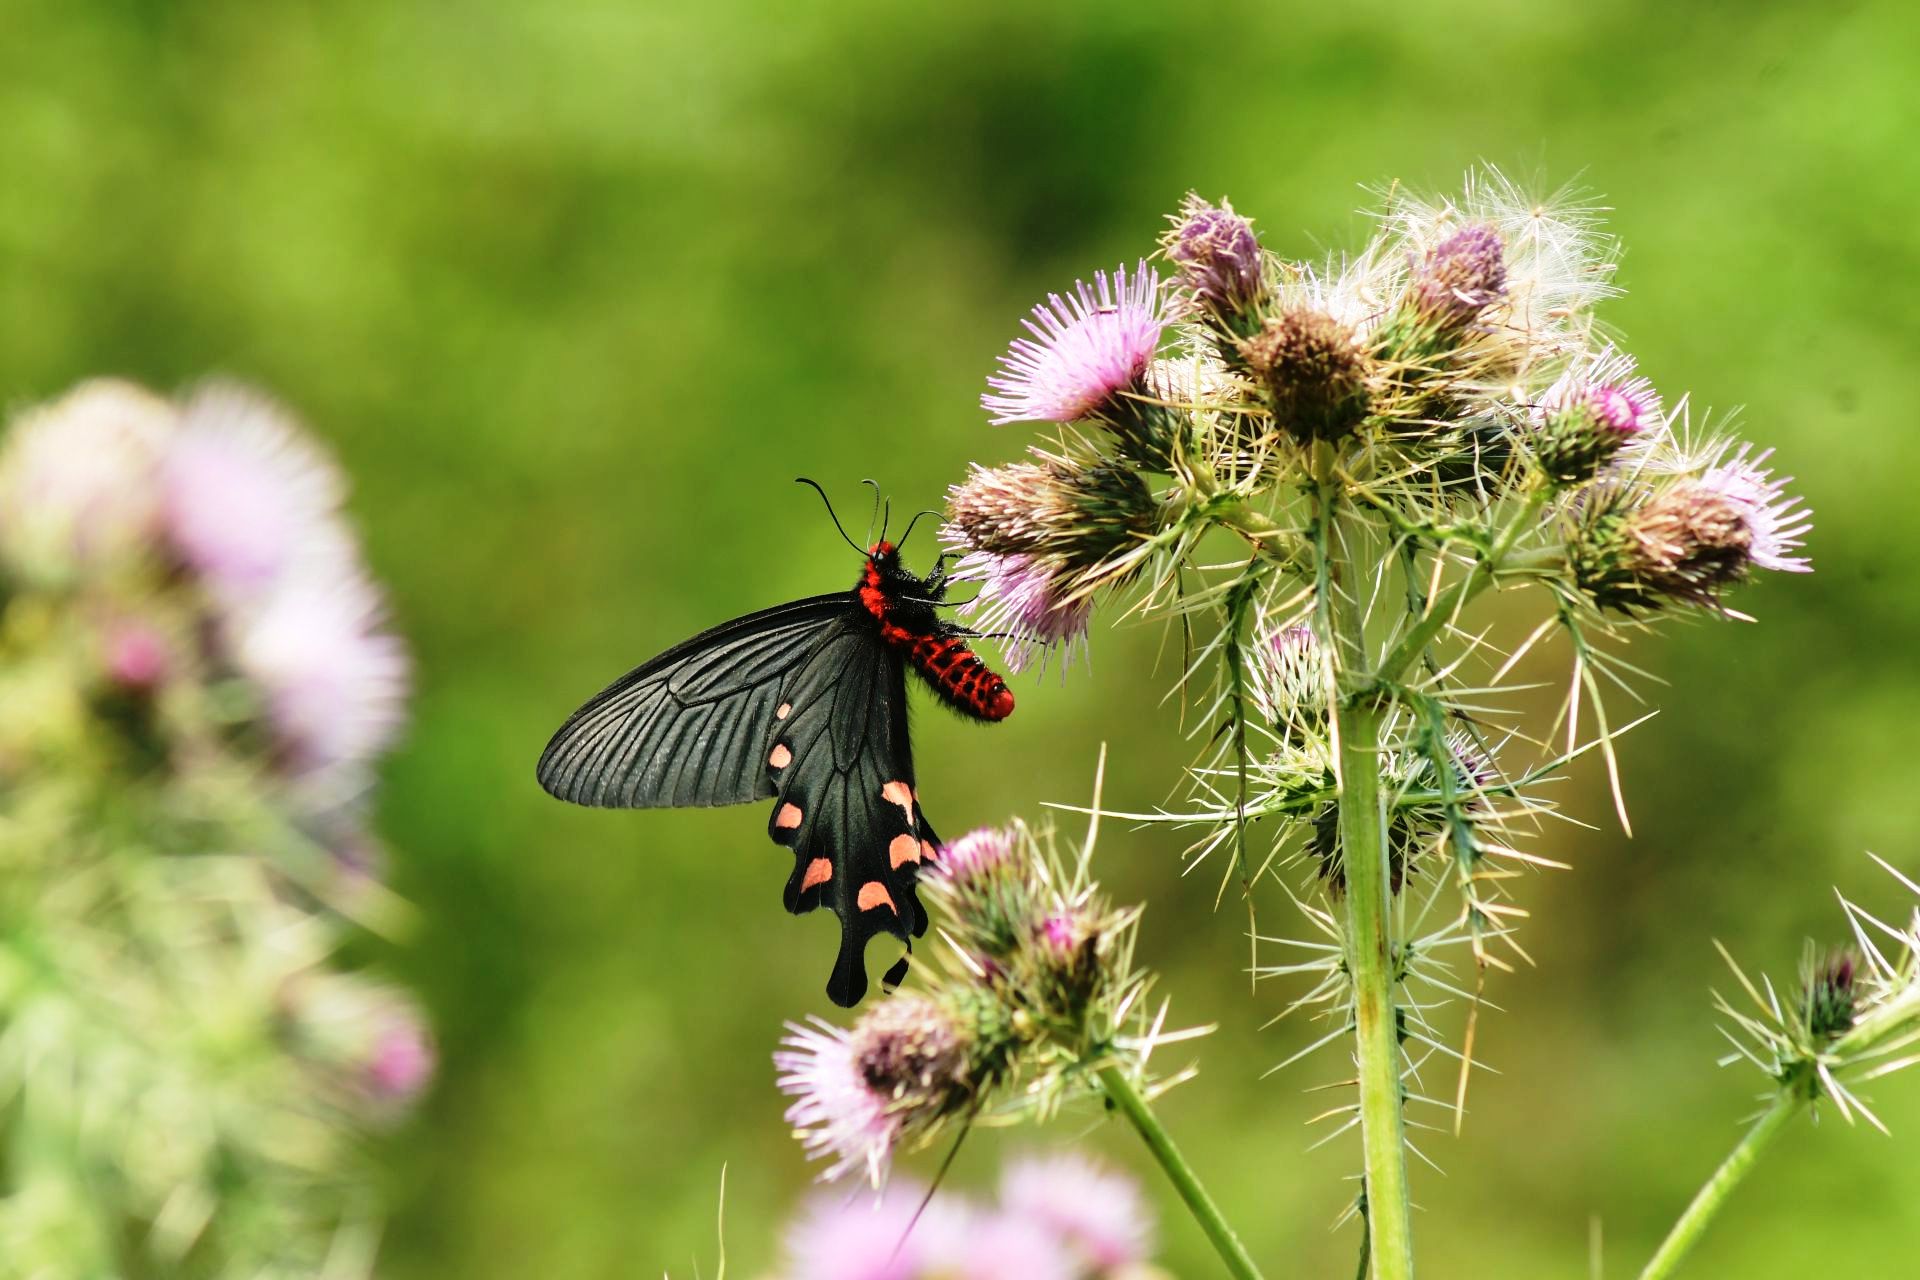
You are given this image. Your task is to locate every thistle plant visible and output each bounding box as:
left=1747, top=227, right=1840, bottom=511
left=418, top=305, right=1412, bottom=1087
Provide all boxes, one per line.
left=0, top=380, right=428, bottom=1278
left=896, top=168, right=1850, bottom=1278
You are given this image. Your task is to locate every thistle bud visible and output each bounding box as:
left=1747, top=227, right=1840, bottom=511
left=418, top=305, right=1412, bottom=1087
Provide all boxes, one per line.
left=1800, top=948, right=1859, bottom=1043
left=1165, top=194, right=1265, bottom=319
left=1533, top=379, right=1659, bottom=484
left=1030, top=907, right=1101, bottom=1011
left=1240, top=307, right=1372, bottom=441
left=1252, top=625, right=1325, bottom=728
left=923, top=827, right=1037, bottom=968
left=1410, top=223, right=1506, bottom=328
left=103, top=622, right=170, bottom=693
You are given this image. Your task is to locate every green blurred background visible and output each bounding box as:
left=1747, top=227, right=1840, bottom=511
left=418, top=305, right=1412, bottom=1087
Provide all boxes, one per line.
left=3, top=1, right=1916, bottom=1274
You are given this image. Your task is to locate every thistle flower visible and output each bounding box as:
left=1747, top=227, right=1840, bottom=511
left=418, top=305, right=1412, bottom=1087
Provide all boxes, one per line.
left=365, top=1006, right=438, bottom=1102
left=951, top=551, right=1094, bottom=674
left=1575, top=441, right=1811, bottom=612
left=960, top=1213, right=1079, bottom=1280
left=102, top=620, right=171, bottom=693
left=1410, top=223, right=1507, bottom=327
left=1000, top=1152, right=1156, bottom=1270
left=0, top=379, right=175, bottom=580
left=229, top=568, right=410, bottom=784
left=1165, top=194, right=1265, bottom=318
left=778, top=995, right=983, bottom=1185
left=1240, top=306, right=1372, bottom=442
left=160, top=383, right=352, bottom=599
left=982, top=262, right=1168, bottom=426
left=942, top=453, right=1157, bottom=572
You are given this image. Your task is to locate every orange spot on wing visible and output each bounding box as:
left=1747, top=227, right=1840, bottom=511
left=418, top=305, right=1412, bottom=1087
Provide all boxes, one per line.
left=889, top=833, right=920, bottom=868
left=881, top=780, right=914, bottom=823
left=775, top=803, right=803, bottom=829
left=920, top=839, right=937, bottom=863
left=857, top=881, right=896, bottom=913
left=769, top=743, right=792, bottom=769
left=801, top=858, right=833, bottom=891
left=775, top=702, right=791, bottom=720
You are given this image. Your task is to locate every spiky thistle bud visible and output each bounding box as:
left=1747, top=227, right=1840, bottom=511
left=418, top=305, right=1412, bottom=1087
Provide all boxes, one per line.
left=1533, top=378, right=1660, bottom=485
left=1240, top=307, right=1372, bottom=442
left=1030, top=906, right=1102, bottom=1013
left=922, top=827, right=1036, bottom=972
left=1410, top=223, right=1507, bottom=328
left=1164, top=194, right=1265, bottom=321
left=1251, top=625, right=1326, bottom=729
left=1801, top=948, right=1860, bottom=1044
left=1311, top=733, right=1496, bottom=893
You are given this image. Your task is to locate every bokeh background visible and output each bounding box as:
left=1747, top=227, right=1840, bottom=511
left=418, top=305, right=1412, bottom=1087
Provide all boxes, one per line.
left=3, top=1, right=1917, bottom=1274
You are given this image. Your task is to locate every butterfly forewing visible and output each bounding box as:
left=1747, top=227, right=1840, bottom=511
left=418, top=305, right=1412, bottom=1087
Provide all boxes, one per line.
left=536, top=595, right=849, bottom=809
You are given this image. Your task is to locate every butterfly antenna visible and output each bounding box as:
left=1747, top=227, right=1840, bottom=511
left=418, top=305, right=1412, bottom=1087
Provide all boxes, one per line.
left=795, top=478, right=866, bottom=557
left=897, top=507, right=943, bottom=549
left=862, top=478, right=883, bottom=546
left=881, top=498, right=893, bottom=543
left=888, top=1100, right=980, bottom=1267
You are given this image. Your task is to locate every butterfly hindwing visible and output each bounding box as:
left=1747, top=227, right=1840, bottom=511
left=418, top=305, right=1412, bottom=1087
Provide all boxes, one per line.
left=766, top=613, right=939, bottom=1006
left=536, top=595, right=852, bottom=809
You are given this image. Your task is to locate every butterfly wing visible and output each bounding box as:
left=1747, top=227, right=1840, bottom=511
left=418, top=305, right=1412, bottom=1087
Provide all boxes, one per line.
left=766, top=612, right=939, bottom=1006
left=536, top=595, right=853, bottom=809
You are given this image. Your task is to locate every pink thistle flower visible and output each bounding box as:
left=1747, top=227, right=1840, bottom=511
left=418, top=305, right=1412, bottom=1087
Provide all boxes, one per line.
left=780, top=1182, right=968, bottom=1280
left=776, top=1017, right=906, bottom=1185
left=1000, top=1151, right=1155, bottom=1269
left=957, top=1210, right=1078, bottom=1280
left=934, top=827, right=1016, bottom=885
left=1699, top=444, right=1811, bottom=575
left=1411, top=222, right=1507, bottom=325
left=983, top=262, right=1168, bottom=425
left=952, top=551, right=1092, bottom=674
left=160, top=383, right=352, bottom=599
left=230, top=568, right=409, bottom=781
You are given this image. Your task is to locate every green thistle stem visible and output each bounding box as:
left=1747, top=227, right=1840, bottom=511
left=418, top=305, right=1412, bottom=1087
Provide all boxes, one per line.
left=1637, top=1093, right=1801, bottom=1280
left=1097, top=1066, right=1266, bottom=1280
left=1327, top=538, right=1414, bottom=1280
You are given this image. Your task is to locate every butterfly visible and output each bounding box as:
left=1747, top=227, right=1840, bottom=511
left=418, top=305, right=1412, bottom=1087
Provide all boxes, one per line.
left=536, top=482, right=1014, bottom=1006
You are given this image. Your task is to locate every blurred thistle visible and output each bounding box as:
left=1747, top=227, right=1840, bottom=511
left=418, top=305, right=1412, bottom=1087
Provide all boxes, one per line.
left=776, top=818, right=1196, bottom=1187
left=773, top=1150, right=1160, bottom=1280
left=0, top=377, right=427, bottom=1278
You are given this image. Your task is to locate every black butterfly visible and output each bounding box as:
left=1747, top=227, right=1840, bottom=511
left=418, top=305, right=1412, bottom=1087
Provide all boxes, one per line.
left=536, top=485, right=1014, bottom=1006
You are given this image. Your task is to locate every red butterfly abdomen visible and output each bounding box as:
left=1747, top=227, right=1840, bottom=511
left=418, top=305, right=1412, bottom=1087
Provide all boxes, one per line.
left=882, top=624, right=1014, bottom=722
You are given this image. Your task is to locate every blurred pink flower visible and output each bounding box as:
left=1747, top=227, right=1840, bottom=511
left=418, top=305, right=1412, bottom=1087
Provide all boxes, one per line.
left=230, top=569, right=409, bottom=780
left=160, top=383, right=351, bottom=598
left=1000, top=1151, right=1155, bottom=1269
left=0, top=379, right=174, bottom=577
left=781, top=1181, right=966, bottom=1280
left=367, top=1009, right=437, bottom=1102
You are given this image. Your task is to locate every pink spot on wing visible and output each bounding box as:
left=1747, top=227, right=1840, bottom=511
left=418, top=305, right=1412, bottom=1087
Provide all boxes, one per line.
left=769, top=743, right=792, bottom=769
left=881, top=780, right=914, bottom=822
left=801, top=858, right=833, bottom=891
left=775, top=803, right=803, bottom=829
left=857, top=882, right=896, bottom=913
left=775, top=702, right=791, bottom=720
left=889, top=833, right=920, bottom=868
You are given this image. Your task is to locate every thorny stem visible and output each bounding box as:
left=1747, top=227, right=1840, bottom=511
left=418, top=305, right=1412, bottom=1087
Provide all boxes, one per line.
left=1636, top=1093, right=1800, bottom=1280
left=1097, top=1066, right=1267, bottom=1280
left=1318, top=458, right=1415, bottom=1280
